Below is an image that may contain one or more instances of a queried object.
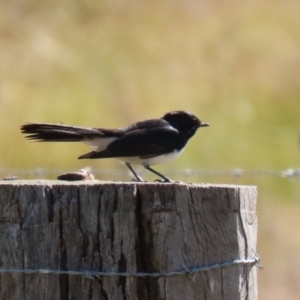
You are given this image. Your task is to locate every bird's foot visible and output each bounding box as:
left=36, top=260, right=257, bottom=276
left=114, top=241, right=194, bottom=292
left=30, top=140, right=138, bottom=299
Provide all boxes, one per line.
left=154, top=178, right=173, bottom=183
left=131, top=177, right=147, bottom=182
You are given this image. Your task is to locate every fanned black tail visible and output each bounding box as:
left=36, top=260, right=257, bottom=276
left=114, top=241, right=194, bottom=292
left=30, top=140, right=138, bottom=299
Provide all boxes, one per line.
left=20, top=123, right=104, bottom=142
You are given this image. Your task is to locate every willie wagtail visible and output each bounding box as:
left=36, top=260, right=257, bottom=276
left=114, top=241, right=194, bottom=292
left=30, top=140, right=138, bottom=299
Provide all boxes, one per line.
left=20, top=111, right=209, bottom=182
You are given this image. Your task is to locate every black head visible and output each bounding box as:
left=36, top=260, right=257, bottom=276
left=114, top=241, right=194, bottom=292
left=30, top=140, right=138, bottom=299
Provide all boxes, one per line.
left=162, top=111, right=209, bottom=137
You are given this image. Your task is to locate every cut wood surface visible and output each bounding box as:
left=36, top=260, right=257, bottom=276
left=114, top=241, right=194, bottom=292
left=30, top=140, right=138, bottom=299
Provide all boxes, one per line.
left=0, top=181, right=258, bottom=300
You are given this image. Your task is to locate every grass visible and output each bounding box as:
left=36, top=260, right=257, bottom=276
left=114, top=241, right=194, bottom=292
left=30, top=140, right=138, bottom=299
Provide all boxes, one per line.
left=1, top=0, right=300, bottom=298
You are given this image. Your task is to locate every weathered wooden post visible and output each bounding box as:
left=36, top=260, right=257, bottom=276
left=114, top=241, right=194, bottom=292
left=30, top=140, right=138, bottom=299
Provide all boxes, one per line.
left=0, top=181, right=258, bottom=300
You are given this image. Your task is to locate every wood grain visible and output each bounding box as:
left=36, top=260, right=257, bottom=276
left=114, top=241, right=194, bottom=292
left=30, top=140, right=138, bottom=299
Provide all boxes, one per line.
left=0, top=181, right=257, bottom=300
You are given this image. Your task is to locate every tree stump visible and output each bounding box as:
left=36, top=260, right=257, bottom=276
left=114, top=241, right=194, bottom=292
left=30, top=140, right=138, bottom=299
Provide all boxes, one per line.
left=0, top=181, right=258, bottom=300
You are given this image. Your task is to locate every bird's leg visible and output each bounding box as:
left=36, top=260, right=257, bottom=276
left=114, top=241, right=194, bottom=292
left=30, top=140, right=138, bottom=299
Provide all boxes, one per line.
left=143, top=165, right=173, bottom=183
left=125, top=163, right=144, bottom=182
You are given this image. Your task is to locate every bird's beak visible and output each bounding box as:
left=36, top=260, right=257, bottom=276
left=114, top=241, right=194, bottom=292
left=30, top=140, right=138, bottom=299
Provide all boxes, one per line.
left=199, top=121, right=209, bottom=127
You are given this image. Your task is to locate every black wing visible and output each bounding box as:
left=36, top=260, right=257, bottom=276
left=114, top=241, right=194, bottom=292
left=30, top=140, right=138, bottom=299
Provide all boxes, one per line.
left=123, top=118, right=170, bottom=133
left=79, top=127, right=188, bottom=159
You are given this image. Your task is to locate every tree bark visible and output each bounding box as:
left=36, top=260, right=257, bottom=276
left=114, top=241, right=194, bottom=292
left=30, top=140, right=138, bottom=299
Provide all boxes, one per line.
left=0, top=181, right=257, bottom=300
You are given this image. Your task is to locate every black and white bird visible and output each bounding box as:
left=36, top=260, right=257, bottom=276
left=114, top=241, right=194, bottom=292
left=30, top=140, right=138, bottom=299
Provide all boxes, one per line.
left=21, top=111, right=209, bottom=182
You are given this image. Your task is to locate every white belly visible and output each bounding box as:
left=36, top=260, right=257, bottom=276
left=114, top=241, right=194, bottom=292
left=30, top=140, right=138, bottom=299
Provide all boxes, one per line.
left=83, top=137, right=118, bottom=151
left=119, top=149, right=183, bottom=166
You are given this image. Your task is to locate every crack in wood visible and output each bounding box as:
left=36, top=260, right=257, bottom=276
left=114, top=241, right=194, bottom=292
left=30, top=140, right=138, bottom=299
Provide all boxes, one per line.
left=59, top=195, right=69, bottom=299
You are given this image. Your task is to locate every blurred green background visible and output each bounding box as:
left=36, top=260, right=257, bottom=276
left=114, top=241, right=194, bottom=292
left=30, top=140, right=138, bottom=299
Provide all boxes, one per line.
left=1, top=0, right=300, bottom=298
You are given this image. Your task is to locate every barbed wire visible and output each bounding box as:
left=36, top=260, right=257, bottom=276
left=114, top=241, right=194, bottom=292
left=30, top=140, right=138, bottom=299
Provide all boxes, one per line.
left=0, top=255, right=261, bottom=280
left=1, top=167, right=300, bottom=179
